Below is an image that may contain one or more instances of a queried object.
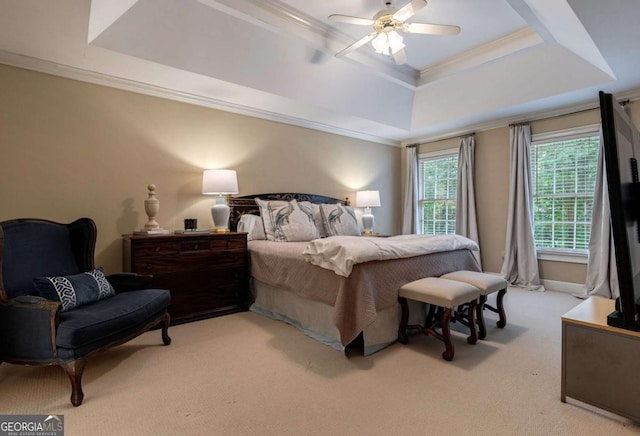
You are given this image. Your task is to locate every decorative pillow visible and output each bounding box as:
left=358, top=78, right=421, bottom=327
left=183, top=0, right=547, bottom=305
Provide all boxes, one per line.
left=320, top=203, right=360, bottom=236
left=255, top=198, right=319, bottom=242
left=33, top=267, right=115, bottom=311
left=299, top=201, right=327, bottom=238
left=255, top=198, right=288, bottom=241
left=237, top=214, right=266, bottom=240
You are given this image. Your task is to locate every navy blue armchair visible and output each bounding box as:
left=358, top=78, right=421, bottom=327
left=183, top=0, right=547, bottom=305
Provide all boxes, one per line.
left=0, top=218, right=171, bottom=406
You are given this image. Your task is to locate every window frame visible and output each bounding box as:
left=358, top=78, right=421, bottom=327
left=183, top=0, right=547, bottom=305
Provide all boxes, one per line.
left=530, top=124, right=600, bottom=264
left=417, top=147, right=459, bottom=236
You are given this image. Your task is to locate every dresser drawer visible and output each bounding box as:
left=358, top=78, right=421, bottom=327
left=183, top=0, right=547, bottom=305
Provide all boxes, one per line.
left=133, top=249, right=246, bottom=274
left=152, top=269, right=249, bottom=321
left=133, top=236, right=246, bottom=257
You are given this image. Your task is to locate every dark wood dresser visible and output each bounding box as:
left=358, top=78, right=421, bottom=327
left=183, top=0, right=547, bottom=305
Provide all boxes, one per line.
left=123, top=232, right=249, bottom=325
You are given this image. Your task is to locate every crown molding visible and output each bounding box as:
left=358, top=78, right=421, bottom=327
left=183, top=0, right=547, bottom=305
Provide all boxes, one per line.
left=0, top=50, right=400, bottom=146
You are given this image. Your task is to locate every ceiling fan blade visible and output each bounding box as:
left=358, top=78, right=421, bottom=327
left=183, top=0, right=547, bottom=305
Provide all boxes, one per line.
left=335, top=32, right=378, bottom=57
left=392, top=48, right=407, bottom=65
left=393, top=0, right=427, bottom=22
left=404, top=22, right=461, bottom=36
left=328, top=14, right=374, bottom=26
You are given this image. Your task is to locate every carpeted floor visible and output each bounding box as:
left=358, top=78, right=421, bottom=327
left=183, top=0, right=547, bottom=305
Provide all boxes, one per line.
left=0, top=288, right=638, bottom=435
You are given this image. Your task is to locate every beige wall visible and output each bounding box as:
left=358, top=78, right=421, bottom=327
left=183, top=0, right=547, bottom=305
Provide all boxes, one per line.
left=0, top=64, right=400, bottom=273
left=409, top=100, right=640, bottom=286
left=4, top=63, right=639, bottom=286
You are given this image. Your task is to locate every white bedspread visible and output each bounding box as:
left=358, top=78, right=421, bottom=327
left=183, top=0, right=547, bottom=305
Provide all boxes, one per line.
left=302, top=234, right=479, bottom=277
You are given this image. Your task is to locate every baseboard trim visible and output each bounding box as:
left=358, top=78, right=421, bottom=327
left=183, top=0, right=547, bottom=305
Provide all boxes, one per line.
left=483, top=271, right=585, bottom=295
left=540, top=279, right=585, bottom=295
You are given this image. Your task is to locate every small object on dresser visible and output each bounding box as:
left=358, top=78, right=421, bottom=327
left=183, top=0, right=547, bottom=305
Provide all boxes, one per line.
left=184, top=218, right=198, bottom=231
left=134, top=229, right=172, bottom=235
left=139, top=184, right=169, bottom=234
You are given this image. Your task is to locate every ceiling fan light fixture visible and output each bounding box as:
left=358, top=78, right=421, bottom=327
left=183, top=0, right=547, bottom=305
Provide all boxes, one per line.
left=371, top=30, right=405, bottom=56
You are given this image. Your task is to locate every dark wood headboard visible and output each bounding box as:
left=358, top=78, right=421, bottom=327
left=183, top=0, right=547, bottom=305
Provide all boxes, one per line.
left=228, top=193, right=349, bottom=231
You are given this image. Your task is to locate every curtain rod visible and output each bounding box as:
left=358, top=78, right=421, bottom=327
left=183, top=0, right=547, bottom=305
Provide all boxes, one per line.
left=509, top=99, right=631, bottom=127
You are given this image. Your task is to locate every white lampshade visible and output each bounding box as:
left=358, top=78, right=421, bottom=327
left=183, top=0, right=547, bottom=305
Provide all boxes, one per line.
left=202, top=169, right=239, bottom=195
left=355, top=190, right=381, bottom=208
left=355, top=190, right=381, bottom=234
left=202, top=169, right=239, bottom=233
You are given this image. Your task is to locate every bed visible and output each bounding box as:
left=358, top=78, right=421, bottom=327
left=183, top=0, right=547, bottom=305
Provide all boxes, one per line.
left=228, top=193, right=481, bottom=355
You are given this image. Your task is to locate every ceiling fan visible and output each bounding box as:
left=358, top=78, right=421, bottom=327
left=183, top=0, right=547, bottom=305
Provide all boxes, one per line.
left=329, top=0, right=460, bottom=65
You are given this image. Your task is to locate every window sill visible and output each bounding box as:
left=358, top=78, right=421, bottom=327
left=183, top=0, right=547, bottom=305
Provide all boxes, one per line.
left=536, top=250, right=588, bottom=264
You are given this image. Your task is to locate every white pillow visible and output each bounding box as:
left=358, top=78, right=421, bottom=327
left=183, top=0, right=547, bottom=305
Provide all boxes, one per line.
left=255, top=198, right=319, bottom=242
left=320, top=203, right=360, bottom=237
left=237, top=214, right=266, bottom=240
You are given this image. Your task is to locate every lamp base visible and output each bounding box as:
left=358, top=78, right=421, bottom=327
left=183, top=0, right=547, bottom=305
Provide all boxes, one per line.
left=362, top=212, right=375, bottom=234
left=210, top=197, right=230, bottom=233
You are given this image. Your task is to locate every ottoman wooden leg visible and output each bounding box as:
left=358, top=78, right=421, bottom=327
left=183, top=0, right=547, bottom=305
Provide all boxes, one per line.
left=466, top=299, right=478, bottom=345
left=496, top=289, right=507, bottom=328
left=476, top=295, right=488, bottom=340
left=440, top=308, right=454, bottom=361
left=398, top=297, right=409, bottom=344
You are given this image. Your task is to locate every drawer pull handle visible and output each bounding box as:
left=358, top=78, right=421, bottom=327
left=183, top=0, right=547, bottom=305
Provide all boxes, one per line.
left=146, top=264, right=153, bottom=270
left=154, top=247, right=160, bottom=252
left=194, top=244, right=198, bottom=250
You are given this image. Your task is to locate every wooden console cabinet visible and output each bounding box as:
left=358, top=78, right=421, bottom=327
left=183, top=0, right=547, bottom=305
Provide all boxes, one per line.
left=123, top=232, right=249, bottom=325
left=561, top=296, right=640, bottom=422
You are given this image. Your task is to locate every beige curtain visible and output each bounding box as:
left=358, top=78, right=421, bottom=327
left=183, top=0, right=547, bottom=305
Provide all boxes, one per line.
left=500, top=124, right=544, bottom=290
left=456, top=134, right=481, bottom=268
left=582, top=128, right=619, bottom=298
left=402, top=145, right=419, bottom=234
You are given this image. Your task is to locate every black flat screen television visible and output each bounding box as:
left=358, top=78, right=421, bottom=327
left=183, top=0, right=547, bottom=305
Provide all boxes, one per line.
left=599, top=91, right=640, bottom=331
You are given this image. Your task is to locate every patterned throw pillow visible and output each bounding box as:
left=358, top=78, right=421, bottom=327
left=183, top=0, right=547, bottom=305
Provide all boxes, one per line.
left=320, top=203, right=360, bottom=236
left=33, top=267, right=116, bottom=311
left=255, top=198, right=319, bottom=242
left=299, top=201, right=327, bottom=238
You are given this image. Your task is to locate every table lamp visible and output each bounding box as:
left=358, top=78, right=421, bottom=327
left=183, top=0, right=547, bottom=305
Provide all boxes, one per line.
left=355, top=190, right=381, bottom=235
left=202, top=169, right=239, bottom=232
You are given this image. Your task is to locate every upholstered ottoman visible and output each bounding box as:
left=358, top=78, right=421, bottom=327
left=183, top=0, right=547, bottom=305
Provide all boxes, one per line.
left=397, top=277, right=480, bottom=361
left=441, top=270, right=508, bottom=340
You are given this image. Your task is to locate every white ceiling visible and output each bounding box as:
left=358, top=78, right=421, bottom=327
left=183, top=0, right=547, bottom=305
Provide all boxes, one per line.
left=1, top=0, right=639, bottom=145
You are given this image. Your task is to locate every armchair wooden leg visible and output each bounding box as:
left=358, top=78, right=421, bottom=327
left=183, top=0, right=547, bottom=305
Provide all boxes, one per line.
left=62, top=358, right=86, bottom=407
left=161, top=313, right=171, bottom=345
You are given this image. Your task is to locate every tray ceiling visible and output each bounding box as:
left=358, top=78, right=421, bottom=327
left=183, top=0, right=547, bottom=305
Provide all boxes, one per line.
left=1, top=0, right=639, bottom=145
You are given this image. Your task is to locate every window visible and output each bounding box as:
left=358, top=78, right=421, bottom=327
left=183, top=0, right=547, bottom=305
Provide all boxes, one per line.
left=530, top=125, right=600, bottom=260
left=418, top=149, right=458, bottom=235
